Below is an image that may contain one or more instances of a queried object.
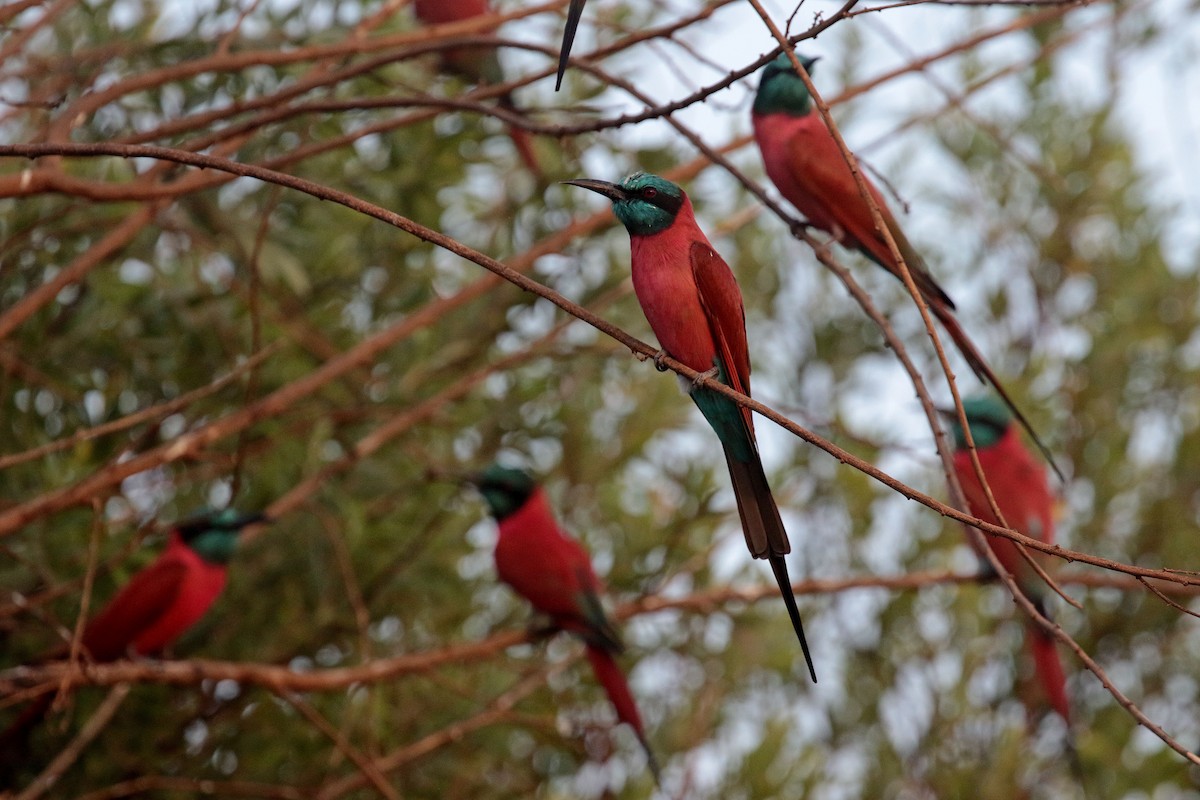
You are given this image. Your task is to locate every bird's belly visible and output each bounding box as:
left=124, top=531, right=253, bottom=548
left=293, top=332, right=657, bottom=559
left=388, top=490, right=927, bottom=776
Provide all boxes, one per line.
left=133, top=566, right=227, bottom=655
left=629, top=241, right=717, bottom=372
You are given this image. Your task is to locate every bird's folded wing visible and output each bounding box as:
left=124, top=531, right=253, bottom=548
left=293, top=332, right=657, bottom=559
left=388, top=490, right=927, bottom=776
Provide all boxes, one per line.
left=82, top=559, right=187, bottom=660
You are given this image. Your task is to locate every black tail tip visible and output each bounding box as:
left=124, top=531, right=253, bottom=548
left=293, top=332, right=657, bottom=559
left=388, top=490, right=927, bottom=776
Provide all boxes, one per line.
left=802, top=647, right=818, bottom=684
left=642, top=741, right=663, bottom=787
left=768, top=557, right=818, bottom=683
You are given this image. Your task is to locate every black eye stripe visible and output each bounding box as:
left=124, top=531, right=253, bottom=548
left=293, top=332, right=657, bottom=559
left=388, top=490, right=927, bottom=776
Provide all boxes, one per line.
left=975, top=418, right=1006, bottom=439
left=644, top=189, right=682, bottom=215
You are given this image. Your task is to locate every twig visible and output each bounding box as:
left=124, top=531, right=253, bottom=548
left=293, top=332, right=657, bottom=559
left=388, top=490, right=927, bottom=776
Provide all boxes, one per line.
left=12, top=683, right=131, bottom=800
left=75, top=776, right=305, bottom=800
left=0, top=343, right=283, bottom=472
left=56, top=504, right=104, bottom=715
left=314, top=663, right=566, bottom=800
left=277, top=690, right=400, bottom=800
left=0, top=142, right=1193, bottom=592
left=5, top=568, right=1194, bottom=697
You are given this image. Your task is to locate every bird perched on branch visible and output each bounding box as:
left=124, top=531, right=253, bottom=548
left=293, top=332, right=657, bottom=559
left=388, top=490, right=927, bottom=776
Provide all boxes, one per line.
left=414, top=0, right=541, bottom=176
left=752, top=52, right=1059, bottom=479
left=946, top=395, right=1070, bottom=725
left=472, top=465, right=659, bottom=780
left=0, top=508, right=267, bottom=775
left=564, top=172, right=817, bottom=682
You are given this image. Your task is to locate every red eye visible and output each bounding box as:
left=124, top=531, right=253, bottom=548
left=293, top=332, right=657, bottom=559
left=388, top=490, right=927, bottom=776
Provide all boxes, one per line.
left=643, top=187, right=657, bottom=199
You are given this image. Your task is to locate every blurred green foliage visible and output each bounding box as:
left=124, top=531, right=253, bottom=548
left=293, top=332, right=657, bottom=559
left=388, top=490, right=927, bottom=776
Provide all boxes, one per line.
left=1, top=0, right=1198, bottom=798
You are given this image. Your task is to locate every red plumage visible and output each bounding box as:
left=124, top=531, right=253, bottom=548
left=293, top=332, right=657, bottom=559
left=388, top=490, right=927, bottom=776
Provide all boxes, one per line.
left=584, top=646, right=656, bottom=772
left=629, top=199, right=748, bottom=394
left=753, top=108, right=999, bottom=376
left=563, top=173, right=818, bottom=679
left=414, top=0, right=490, bottom=23
left=80, top=532, right=230, bottom=660
left=952, top=425, right=1070, bottom=723
left=1, top=519, right=250, bottom=774
left=753, top=111, right=927, bottom=280
left=615, top=181, right=815, bottom=681
left=629, top=195, right=782, bottom=561
left=753, top=81, right=1065, bottom=482
left=492, top=485, right=657, bottom=777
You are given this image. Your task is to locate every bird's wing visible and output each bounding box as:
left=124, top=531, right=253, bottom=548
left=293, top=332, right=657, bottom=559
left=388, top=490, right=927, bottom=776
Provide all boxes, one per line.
left=571, top=565, right=623, bottom=653
left=785, top=125, right=955, bottom=309
left=81, top=558, right=187, bottom=661
left=501, top=533, right=622, bottom=649
left=688, top=241, right=752, bottom=401
left=497, top=513, right=601, bottom=620
left=956, top=443, right=1056, bottom=590
left=1012, top=457, right=1055, bottom=547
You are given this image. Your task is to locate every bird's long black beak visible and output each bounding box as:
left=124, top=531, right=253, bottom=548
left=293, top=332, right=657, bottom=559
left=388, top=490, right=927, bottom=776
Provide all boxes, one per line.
left=561, top=178, right=627, bottom=202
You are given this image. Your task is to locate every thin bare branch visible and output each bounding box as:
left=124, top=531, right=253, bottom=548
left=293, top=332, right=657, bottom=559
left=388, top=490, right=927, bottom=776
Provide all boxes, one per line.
left=12, top=684, right=131, bottom=800
left=0, top=142, right=1191, bottom=594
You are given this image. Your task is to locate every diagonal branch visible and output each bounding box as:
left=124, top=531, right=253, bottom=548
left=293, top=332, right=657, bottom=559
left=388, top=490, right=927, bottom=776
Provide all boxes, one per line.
left=0, top=142, right=1192, bottom=591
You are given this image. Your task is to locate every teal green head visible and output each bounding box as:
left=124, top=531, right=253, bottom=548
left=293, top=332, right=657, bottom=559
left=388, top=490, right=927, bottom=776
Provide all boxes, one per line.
left=753, top=53, right=820, bottom=116
left=562, top=172, right=686, bottom=237
left=943, top=395, right=1013, bottom=450
left=472, top=464, right=537, bottom=521
left=175, top=507, right=267, bottom=564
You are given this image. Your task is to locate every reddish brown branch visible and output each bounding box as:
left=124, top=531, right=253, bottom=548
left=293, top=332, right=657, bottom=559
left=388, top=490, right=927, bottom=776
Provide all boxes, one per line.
left=314, top=664, right=567, bottom=800
left=0, top=344, right=283, bottom=471
left=75, top=777, right=306, bottom=800
left=12, top=684, right=131, bottom=800
left=0, top=203, right=161, bottom=341
left=277, top=690, right=400, bottom=800
left=0, top=142, right=1193, bottom=592
left=4, top=569, right=1192, bottom=697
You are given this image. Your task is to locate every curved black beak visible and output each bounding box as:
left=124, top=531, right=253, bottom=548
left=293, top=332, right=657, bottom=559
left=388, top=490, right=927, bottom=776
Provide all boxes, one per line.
left=561, top=178, right=627, bottom=202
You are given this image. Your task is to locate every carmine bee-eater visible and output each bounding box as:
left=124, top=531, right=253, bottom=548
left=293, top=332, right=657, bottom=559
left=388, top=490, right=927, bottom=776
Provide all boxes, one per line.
left=556, top=0, right=587, bottom=90
left=474, top=465, right=660, bottom=780
left=414, top=0, right=541, bottom=176
left=0, top=508, right=267, bottom=765
left=752, top=53, right=1059, bottom=478
left=564, top=172, right=818, bottom=682
left=946, top=396, right=1070, bottom=724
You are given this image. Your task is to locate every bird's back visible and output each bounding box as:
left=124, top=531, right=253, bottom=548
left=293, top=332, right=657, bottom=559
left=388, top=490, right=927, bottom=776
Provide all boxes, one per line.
left=82, top=535, right=228, bottom=660
left=953, top=427, right=1055, bottom=579
left=413, top=0, right=490, bottom=24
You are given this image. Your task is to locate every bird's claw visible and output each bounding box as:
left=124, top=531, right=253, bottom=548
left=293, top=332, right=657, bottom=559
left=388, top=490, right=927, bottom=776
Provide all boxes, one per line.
left=692, top=366, right=719, bottom=388
left=652, top=350, right=670, bottom=372
left=813, top=236, right=838, bottom=261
